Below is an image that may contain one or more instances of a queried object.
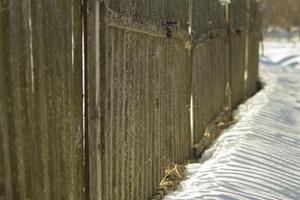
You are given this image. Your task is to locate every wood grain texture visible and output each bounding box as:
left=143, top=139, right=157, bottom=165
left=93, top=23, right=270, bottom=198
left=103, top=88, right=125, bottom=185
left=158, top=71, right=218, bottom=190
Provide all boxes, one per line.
left=0, top=0, right=261, bottom=199
left=0, top=0, right=84, bottom=199
left=230, top=32, right=247, bottom=107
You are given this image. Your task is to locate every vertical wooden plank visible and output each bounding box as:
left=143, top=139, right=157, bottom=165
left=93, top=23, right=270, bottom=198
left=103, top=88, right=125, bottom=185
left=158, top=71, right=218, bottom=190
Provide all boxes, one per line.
left=110, top=27, right=116, bottom=200
left=53, top=1, right=67, bottom=198
left=114, top=29, right=124, bottom=200
left=139, top=34, right=147, bottom=200
left=186, top=43, right=192, bottom=160
left=139, top=33, right=146, bottom=200
left=149, top=36, right=158, bottom=197
left=30, top=0, right=50, bottom=199
left=229, top=0, right=248, bottom=107
left=246, top=32, right=259, bottom=96
left=45, top=1, right=60, bottom=199
left=111, top=28, right=125, bottom=200
left=100, top=3, right=107, bottom=199
left=0, top=1, right=11, bottom=199
left=192, top=45, right=208, bottom=143
left=173, top=41, right=179, bottom=162
left=86, top=0, right=96, bottom=199
left=71, top=0, right=85, bottom=198
left=0, top=2, right=11, bottom=199
left=133, top=32, right=139, bottom=200
left=133, top=31, right=143, bottom=200
left=120, top=30, right=128, bottom=200
left=105, top=25, right=114, bottom=200
left=244, top=0, right=250, bottom=97
left=124, top=31, right=133, bottom=200
left=230, top=32, right=247, bottom=107
left=166, top=40, right=173, bottom=162
left=46, top=0, right=84, bottom=199
left=86, top=0, right=108, bottom=199
left=1, top=1, right=32, bottom=200
left=175, top=44, right=181, bottom=162
left=160, top=37, right=166, bottom=187
left=176, top=46, right=182, bottom=162
left=152, top=37, right=158, bottom=194
left=183, top=44, right=192, bottom=160
left=143, top=36, right=149, bottom=200
left=125, top=31, right=135, bottom=200
left=21, top=2, right=36, bottom=200
left=153, top=37, right=158, bottom=194
left=20, top=0, right=84, bottom=199
left=10, top=3, right=28, bottom=197
left=246, top=1, right=260, bottom=96
left=0, top=116, right=4, bottom=200
left=0, top=143, right=3, bottom=200
left=145, top=36, right=154, bottom=198
left=127, top=31, right=135, bottom=200
left=162, top=37, right=166, bottom=189
left=131, top=31, right=138, bottom=200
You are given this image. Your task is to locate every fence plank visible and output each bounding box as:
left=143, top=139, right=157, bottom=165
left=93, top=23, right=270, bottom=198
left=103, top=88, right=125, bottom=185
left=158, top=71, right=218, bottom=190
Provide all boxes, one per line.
left=247, top=1, right=261, bottom=96
left=246, top=32, right=260, bottom=96
left=0, top=1, right=12, bottom=199
left=0, top=0, right=84, bottom=199
left=230, top=32, right=247, bottom=107
left=1, top=1, right=32, bottom=199
left=229, top=0, right=248, bottom=107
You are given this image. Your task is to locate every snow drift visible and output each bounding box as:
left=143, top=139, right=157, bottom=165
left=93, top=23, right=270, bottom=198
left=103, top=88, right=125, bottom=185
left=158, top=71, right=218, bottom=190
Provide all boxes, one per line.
left=163, top=41, right=300, bottom=200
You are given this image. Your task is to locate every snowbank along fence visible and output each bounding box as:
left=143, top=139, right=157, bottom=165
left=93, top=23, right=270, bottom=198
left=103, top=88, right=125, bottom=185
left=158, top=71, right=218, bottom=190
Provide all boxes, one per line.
left=0, top=0, right=261, bottom=199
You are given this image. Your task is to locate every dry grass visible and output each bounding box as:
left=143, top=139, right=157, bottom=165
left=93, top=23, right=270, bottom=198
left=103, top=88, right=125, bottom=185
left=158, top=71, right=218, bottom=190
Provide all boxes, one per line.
left=151, top=163, right=186, bottom=200
left=193, top=110, right=236, bottom=158
left=152, top=111, right=236, bottom=200
left=159, top=163, right=185, bottom=195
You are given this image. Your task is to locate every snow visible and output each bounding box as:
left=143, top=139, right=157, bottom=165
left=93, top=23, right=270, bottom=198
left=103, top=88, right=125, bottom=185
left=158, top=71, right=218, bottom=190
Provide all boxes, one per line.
left=163, top=41, right=300, bottom=200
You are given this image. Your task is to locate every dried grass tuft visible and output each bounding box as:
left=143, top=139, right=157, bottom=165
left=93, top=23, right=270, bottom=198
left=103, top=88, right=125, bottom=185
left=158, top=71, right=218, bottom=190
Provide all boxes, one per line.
left=158, top=163, right=185, bottom=197
left=152, top=111, right=235, bottom=200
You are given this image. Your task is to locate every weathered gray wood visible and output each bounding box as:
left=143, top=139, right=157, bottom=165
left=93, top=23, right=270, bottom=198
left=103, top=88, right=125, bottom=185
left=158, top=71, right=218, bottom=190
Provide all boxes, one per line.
left=46, top=1, right=84, bottom=199
left=246, top=1, right=260, bottom=97
left=0, top=0, right=84, bottom=199
left=1, top=1, right=32, bottom=200
left=229, top=0, right=247, bottom=29
left=1, top=0, right=261, bottom=200
left=0, top=1, right=11, bottom=199
left=230, top=32, right=247, bottom=107
left=246, top=32, right=260, bottom=96
left=86, top=0, right=108, bottom=199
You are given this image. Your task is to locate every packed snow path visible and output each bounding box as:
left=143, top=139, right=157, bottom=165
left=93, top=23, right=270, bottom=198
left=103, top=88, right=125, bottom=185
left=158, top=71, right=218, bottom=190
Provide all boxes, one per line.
left=164, top=41, right=300, bottom=200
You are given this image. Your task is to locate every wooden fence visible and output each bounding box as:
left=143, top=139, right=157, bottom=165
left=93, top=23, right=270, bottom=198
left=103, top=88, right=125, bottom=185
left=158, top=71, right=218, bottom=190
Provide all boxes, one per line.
left=0, top=1, right=84, bottom=199
left=0, top=0, right=261, bottom=200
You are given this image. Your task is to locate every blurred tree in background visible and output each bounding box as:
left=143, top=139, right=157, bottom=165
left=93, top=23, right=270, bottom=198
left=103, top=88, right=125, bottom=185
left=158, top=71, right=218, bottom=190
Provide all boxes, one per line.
left=261, top=0, right=300, bottom=29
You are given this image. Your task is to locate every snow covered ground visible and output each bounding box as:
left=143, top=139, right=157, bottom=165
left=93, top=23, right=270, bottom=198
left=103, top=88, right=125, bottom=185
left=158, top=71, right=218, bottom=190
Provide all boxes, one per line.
left=163, top=41, right=300, bottom=200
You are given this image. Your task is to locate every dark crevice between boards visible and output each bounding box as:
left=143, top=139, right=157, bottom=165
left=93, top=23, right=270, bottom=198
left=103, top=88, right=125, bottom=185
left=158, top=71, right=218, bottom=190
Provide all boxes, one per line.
left=81, top=0, right=89, bottom=199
